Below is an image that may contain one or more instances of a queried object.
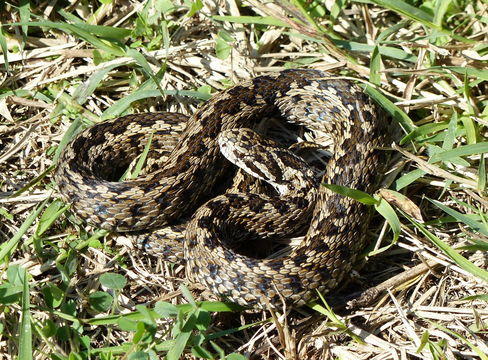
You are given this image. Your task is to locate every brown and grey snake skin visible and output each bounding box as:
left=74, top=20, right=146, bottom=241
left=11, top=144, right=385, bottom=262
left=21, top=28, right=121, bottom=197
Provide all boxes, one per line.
left=55, top=69, right=388, bottom=308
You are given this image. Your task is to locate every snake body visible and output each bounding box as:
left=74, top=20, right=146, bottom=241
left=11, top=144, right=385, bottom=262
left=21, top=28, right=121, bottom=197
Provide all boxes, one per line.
left=55, top=69, right=388, bottom=308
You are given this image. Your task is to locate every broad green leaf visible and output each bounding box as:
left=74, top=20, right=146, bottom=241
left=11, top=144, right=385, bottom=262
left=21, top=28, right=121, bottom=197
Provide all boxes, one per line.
left=100, top=273, right=127, bottom=290
left=215, top=30, right=233, bottom=60
left=117, top=317, right=139, bottom=332
left=42, top=284, right=65, bottom=309
left=180, top=285, right=197, bottom=307
left=154, top=301, right=179, bottom=318
left=89, top=291, right=113, bottom=312
left=0, top=283, right=22, bottom=305
left=7, top=264, right=26, bottom=285
left=226, top=354, right=248, bottom=360
left=135, top=304, right=158, bottom=325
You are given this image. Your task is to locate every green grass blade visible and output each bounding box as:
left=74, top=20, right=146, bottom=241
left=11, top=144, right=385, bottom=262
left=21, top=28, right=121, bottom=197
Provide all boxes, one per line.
left=12, top=165, right=55, bottom=198
left=365, top=0, right=472, bottom=43
left=36, top=200, right=70, bottom=237
left=429, top=66, right=488, bottom=82
left=362, top=85, right=415, bottom=133
left=84, top=301, right=244, bottom=326
left=322, top=184, right=377, bottom=205
left=120, top=133, right=153, bottom=180
left=394, top=169, right=426, bottom=191
left=19, top=0, right=30, bottom=39
left=407, top=214, right=488, bottom=283
left=374, top=196, right=401, bottom=242
left=168, top=331, right=191, bottom=359
left=100, top=89, right=162, bottom=119
left=0, top=198, right=49, bottom=261
left=53, top=118, right=83, bottom=163
left=126, top=48, right=156, bottom=79
left=212, top=15, right=289, bottom=27
left=429, top=142, right=488, bottom=163
left=428, top=198, right=488, bottom=236
left=72, top=63, right=122, bottom=105
left=101, top=88, right=210, bottom=120
left=10, top=21, right=126, bottom=56
left=289, top=0, right=324, bottom=33
left=442, top=110, right=458, bottom=150
left=369, top=45, right=381, bottom=85
left=19, top=268, right=32, bottom=360
left=133, top=133, right=153, bottom=178
left=433, top=0, right=452, bottom=27
left=334, top=40, right=418, bottom=62
left=0, top=27, right=9, bottom=70
left=368, top=0, right=435, bottom=28
left=58, top=9, right=131, bottom=39
left=400, top=122, right=449, bottom=145
left=428, top=321, right=488, bottom=360
left=479, top=155, right=486, bottom=190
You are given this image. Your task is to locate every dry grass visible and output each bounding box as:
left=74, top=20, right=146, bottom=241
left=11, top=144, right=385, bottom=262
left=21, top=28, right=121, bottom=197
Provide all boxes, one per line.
left=1, top=0, right=488, bottom=359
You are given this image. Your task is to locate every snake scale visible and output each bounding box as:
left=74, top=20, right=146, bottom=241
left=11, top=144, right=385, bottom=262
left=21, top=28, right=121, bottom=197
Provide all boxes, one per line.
left=55, top=69, right=388, bottom=308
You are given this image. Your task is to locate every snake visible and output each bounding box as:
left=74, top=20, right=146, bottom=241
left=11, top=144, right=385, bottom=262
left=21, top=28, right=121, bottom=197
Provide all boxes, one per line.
left=54, top=69, right=388, bottom=308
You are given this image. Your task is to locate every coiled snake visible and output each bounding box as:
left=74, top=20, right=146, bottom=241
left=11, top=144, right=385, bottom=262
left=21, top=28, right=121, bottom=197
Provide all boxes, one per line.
left=55, top=69, right=388, bottom=308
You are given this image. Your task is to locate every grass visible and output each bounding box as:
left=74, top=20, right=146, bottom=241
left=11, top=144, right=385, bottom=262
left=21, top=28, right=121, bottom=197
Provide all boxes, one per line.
left=1, top=0, right=488, bottom=358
